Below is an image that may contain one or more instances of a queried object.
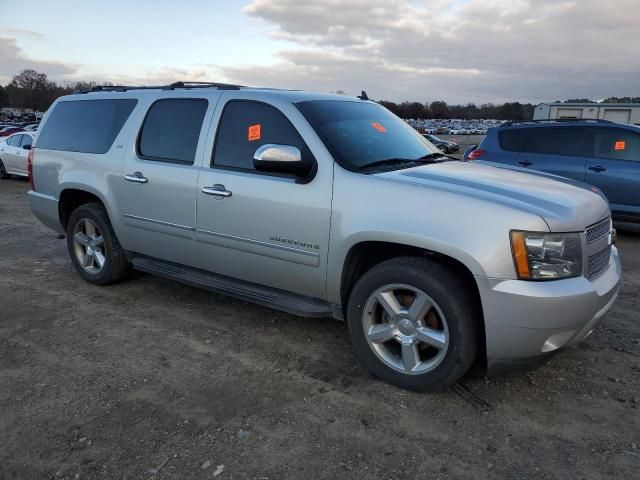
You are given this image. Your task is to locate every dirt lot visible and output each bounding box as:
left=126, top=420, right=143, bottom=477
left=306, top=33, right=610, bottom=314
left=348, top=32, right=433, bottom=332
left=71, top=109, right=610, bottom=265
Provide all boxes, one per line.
left=1, top=178, right=639, bottom=480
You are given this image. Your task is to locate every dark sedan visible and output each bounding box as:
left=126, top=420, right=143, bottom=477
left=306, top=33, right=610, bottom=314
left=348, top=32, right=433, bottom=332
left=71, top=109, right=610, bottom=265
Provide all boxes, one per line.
left=422, top=134, right=459, bottom=154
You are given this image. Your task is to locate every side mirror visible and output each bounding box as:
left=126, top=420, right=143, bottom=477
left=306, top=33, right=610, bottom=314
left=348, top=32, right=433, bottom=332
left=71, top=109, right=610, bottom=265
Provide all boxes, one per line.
left=23, top=144, right=32, bottom=150
left=253, top=144, right=311, bottom=177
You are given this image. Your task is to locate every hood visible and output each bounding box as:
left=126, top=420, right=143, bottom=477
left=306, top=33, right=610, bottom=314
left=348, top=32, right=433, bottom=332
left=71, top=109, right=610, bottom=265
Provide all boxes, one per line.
left=375, top=160, right=610, bottom=232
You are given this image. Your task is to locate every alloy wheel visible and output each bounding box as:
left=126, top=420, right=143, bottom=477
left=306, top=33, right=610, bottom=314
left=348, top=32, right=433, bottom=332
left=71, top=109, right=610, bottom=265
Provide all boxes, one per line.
left=72, top=218, right=106, bottom=274
left=362, top=284, right=449, bottom=374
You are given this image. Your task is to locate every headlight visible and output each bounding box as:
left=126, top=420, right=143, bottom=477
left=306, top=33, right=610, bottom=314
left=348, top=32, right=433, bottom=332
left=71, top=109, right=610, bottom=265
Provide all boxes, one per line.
left=510, top=231, right=582, bottom=280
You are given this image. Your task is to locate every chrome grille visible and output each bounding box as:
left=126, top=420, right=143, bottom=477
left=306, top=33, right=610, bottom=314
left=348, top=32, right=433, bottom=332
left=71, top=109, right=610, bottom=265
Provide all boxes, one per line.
left=586, top=217, right=611, bottom=244
left=588, top=245, right=611, bottom=278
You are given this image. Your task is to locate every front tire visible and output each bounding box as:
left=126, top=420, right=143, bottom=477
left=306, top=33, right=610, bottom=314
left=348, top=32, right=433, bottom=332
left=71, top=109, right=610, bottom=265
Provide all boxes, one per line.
left=0, top=159, right=8, bottom=179
left=66, top=203, right=131, bottom=285
left=346, top=257, right=480, bottom=392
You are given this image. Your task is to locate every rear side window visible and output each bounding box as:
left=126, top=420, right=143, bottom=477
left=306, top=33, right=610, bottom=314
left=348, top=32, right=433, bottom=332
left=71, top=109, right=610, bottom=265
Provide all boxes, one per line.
left=592, top=127, right=640, bottom=162
left=37, top=99, right=137, bottom=154
left=212, top=100, right=312, bottom=172
left=138, top=99, right=208, bottom=164
left=498, top=129, right=528, bottom=152
left=7, top=135, right=22, bottom=147
left=522, top=127, right=586, bottom=157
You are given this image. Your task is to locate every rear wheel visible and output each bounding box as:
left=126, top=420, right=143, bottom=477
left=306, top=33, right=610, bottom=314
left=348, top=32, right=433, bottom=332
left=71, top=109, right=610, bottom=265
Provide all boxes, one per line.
left=0, top=159, right=7, bottom=179
left=66, top=203, right=131, bottom=285
left=346, top=257, right=480, bottom=392
left=438, top=145, right=448, bottom=154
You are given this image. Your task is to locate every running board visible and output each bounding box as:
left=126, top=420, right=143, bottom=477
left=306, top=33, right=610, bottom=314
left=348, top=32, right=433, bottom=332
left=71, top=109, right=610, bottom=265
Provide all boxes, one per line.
left=130, top=255, right=334, bottom=318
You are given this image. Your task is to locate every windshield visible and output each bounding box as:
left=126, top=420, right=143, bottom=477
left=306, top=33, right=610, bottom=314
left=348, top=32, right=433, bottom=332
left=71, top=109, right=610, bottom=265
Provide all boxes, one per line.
left=296, top=100, right=441, bottom=171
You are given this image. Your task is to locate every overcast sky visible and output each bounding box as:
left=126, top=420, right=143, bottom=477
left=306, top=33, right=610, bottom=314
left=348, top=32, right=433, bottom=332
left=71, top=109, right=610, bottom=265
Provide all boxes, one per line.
left=0, top=0, right=638, bottom=104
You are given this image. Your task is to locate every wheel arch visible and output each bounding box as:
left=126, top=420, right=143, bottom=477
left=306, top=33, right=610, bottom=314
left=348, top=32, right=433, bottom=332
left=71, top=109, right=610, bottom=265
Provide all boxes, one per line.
left=58, top=185, right=111, bottom=232
left=334, top=238, right=487, bottom=367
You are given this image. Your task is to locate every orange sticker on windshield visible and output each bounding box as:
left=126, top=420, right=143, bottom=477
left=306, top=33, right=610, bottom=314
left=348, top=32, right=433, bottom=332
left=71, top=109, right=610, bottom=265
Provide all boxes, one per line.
left=248, top=124, right=261, bottom=141
left=371, top=122, right=386, bottom=133
left=614, top=140, right=625, bottom=151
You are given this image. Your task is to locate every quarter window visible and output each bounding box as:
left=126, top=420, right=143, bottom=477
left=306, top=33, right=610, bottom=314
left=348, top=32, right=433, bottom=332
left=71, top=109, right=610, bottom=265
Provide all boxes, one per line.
left=212, top=100, right=312, bottom=172
left=37, top=99, right=137, bottom=154
left=498, top=129, right=528, bottom=152
left=138, top=99, right=208, bottom=164
left=592, top=128, right=640, bottom=162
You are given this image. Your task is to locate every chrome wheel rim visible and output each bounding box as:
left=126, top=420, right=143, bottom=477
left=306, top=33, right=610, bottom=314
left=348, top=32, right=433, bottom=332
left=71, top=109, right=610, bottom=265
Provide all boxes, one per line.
left=362, top=284, right=449, bottom=375
left=73, top=218, right=106, bottom=274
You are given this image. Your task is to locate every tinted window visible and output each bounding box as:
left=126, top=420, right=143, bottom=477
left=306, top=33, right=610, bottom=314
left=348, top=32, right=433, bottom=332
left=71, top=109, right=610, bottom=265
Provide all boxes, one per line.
left=7, top=135, right=22, bottom=147
left=592, top=127, right=640, bottom=162
left=20, top=135, right=33, bottom=148
left=499, top=129, right=528, bottom=152
left=37, top=99, right=137, bottom=154
left=296, top=100, right=440, bottom=170
left=212, top=100, right=312, bottom=171
left=522, top=127, right=586, bottom=156
left=138, top=99, right=208, bottom=164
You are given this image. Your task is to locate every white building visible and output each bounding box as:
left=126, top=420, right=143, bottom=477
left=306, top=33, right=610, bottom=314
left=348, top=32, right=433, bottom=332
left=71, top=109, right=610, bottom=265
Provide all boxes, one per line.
left=534, top=102, right=640, bottom=125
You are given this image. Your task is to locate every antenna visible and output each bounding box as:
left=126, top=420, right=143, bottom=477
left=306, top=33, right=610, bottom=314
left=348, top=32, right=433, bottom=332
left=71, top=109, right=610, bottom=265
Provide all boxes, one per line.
left=358, top=90, right=369, bottom=101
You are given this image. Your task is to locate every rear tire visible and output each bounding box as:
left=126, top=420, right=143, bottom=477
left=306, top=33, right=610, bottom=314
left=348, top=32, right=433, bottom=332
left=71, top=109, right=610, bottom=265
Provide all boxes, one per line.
left=346, top=257, right=480, bottom=392
left=0, top=159, right=8, bottom=179
left=66, top=203, right=131, bottom=285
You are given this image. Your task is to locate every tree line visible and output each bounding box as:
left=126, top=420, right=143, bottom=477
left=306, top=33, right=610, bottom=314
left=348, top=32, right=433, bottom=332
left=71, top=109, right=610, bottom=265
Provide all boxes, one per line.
left=1, top=69, right=638, bottom=120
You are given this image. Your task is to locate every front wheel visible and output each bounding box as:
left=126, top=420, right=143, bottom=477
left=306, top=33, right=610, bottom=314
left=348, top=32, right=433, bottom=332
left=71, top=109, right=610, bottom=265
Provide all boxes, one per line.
left=0, top=159, right=8, bottom=179
left=66, top=203, right=131, bottom=285
left=346, top=257, right=480, bottom=392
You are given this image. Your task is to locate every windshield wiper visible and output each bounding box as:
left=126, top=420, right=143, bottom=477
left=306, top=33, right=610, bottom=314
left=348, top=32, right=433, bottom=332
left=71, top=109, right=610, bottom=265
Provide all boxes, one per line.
left=359, top=155, right=443, bottom=170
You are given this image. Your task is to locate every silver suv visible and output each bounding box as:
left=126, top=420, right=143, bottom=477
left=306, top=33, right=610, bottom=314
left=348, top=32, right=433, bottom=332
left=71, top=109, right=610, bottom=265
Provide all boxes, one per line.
left=27, top=82, right=621, bottom=391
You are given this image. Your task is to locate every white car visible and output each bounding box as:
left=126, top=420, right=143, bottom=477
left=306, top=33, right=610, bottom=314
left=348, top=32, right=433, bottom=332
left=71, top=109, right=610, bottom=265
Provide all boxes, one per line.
left=0, top=132, right=34, bottom=178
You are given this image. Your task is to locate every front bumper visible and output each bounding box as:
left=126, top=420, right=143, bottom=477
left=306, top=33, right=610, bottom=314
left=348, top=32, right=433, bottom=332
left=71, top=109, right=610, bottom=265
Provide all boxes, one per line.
left=476, top=246, right=621, bottom=362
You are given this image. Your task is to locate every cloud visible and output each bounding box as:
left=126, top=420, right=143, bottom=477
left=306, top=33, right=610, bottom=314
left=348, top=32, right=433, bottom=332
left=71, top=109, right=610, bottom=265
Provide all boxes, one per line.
left=221, top=0, right=640, bottom=103
left=0, top=37, right=77, bottom=84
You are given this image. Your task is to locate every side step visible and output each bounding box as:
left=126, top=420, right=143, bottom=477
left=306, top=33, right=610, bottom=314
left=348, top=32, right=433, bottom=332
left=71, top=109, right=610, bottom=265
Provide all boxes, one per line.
left=130, top=255, right=334, bottom=318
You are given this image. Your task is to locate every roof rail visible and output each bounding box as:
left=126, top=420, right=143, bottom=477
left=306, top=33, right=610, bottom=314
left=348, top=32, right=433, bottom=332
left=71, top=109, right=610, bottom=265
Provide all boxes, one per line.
left=501, top=118, right=613, bottom=127
left=74, top=81, right=243, bottom=94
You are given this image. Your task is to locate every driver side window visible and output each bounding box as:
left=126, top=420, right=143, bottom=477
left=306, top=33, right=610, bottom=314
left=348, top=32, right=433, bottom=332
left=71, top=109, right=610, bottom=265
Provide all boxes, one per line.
left=211, top=100, right=313, bottom=173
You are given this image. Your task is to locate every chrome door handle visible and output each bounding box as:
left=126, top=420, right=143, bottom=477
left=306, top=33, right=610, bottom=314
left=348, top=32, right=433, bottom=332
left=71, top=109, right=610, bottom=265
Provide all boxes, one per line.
left=202, top=184, right=232, bottom=197
left=124, top=172, right=148, bottom=184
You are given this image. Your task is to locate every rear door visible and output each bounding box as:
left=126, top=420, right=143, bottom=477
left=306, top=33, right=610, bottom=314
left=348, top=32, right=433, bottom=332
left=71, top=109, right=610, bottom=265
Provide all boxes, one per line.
left=116, top=96, right=218, bottom=267
left=515, top=126, right=588, bottom=182
left=585, top=126, right=640, bottom=219
left=15, top=134, right=33, bottom=174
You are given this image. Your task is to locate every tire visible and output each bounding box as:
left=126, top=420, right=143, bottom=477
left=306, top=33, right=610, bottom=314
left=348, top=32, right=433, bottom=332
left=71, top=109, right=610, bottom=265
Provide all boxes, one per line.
left=66, top=203, right=131, bottom=285
left=439, top=145, right=448, bottom=154
left=346, top=257, right=480, bottom=392
left=0, top=159, right=8, bottom=179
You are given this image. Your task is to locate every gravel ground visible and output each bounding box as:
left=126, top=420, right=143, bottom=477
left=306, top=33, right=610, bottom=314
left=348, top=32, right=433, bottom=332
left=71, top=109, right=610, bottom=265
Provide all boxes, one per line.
left=1, top=178, right=639, bottom=480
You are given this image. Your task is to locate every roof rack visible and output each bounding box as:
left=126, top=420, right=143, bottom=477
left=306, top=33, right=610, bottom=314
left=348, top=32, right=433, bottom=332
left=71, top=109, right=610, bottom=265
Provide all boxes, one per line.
left=501, top=118, right=613, bottom=127
left=74, top=81, right=243, bottom=94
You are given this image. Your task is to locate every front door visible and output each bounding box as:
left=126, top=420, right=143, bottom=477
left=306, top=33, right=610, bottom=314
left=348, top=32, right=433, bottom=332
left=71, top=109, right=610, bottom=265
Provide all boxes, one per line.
left=586, top=126, right=640, bottom=219
left=196, top=94, right=333, bottom=300
left=116, top=97, right=215, bottom=267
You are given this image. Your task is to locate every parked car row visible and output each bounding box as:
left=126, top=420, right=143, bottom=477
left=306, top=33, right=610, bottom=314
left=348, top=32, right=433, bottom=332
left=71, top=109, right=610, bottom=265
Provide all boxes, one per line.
left=0, top=121, right=40, bottom=138
left=406, top=118, right=502, bottom=135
